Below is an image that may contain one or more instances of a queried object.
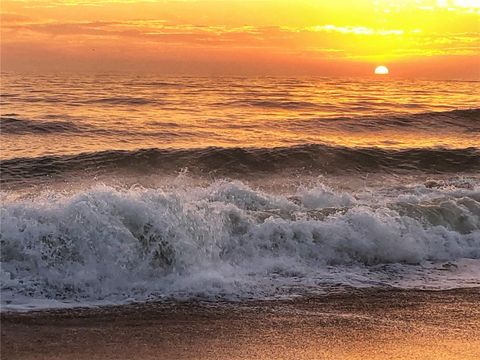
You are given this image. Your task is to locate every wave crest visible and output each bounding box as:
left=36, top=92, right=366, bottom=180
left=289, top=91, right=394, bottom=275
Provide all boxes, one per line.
left=0, top=117, right=83, bottom=134
left=1, top=145, right=478, bottom=185
left=1, top=180, right=479, bottom=307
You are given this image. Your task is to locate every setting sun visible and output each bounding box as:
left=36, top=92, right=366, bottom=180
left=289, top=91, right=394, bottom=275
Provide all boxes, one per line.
left=375, top=65, right=390, bottom=75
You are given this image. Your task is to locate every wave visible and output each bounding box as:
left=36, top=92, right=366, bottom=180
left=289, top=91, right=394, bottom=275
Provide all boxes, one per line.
left=6, top=96, right=159, bottom=106
left=2, top=109, right=478, bottom=137
left=0, top=116, right=189, bottom=138
left=1, top=180, right=479, bottom=308
left=82, top=96, right=158, bottom=106
left=296, top=108, right=480, bottom=132
left=1, top=144, right=479, bottom=184
left=0, top=117, right=84, bottom=134
left=217, top=99, right=324, bottom=110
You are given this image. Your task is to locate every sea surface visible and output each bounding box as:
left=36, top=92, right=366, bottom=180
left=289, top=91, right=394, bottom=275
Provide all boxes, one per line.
left=1, top=73, right=479, bottom=311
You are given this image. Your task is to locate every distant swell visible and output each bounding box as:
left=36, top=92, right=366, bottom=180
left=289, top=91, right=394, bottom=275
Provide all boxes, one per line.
left=0, top=117, right=84, bottom=134
left=218, top=99, right=324, bottom=110
left=1, top=144, right=479, bottom=184
left=300, top=108, right=480, bottom=132
left=82, top=96, right=157, bottom=105
left=1, top=109, right=478, bottom=136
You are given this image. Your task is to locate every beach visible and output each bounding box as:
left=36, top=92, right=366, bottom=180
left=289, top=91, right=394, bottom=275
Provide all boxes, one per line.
left=2, top=288, right=480, bottom=360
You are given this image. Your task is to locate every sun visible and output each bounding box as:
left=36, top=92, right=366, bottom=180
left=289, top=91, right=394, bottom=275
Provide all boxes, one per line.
left=374, top=65, right=389, bottom=75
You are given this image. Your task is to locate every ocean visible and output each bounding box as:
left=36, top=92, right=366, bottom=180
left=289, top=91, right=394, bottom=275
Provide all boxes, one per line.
left=1, top=73, right=479, bottom=311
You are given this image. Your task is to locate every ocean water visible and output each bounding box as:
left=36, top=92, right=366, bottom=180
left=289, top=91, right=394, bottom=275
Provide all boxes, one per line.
left=1, top=74, right=479, bottom=310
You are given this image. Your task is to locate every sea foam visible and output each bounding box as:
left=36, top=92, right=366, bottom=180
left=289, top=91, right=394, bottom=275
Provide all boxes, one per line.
left=1, top=179, right=479, bottom=310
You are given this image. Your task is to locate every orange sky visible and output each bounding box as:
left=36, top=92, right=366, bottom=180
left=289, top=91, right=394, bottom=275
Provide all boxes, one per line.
left=1, top=0, right=479, bottom=78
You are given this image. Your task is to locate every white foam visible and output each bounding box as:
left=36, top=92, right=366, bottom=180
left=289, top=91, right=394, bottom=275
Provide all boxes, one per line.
left=1, top=179, right=479, bottom=311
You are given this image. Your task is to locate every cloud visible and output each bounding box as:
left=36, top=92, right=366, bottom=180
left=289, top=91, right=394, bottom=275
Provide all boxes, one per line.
left=301, top=25, right=407, bottom=36
left=2, top=18, right=479, bottom=59
left=0, top=12, right=34, bottom=23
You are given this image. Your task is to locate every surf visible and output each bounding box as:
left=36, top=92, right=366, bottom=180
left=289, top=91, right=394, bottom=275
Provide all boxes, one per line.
left=1, top=179, right=479, bottom=310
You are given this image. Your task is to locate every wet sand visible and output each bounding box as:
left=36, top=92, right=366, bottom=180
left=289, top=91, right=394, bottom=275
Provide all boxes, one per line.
left=2, top=288, right=480, bottom=360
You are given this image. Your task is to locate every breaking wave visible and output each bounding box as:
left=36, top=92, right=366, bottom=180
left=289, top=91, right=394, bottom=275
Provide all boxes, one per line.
left=1, top=179, right=480, bottom=309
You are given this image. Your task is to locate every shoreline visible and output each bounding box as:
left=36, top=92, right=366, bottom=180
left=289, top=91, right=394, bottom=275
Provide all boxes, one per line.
left=2, top=287, right=480, bottom=359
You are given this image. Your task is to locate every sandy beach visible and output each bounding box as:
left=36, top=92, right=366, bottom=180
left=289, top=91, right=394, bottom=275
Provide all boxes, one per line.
left=2, top=288, right=479, bottom=360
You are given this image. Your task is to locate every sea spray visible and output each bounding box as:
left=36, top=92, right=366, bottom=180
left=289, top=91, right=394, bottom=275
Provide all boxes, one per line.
left=1, top=179, right=479, bottom=310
